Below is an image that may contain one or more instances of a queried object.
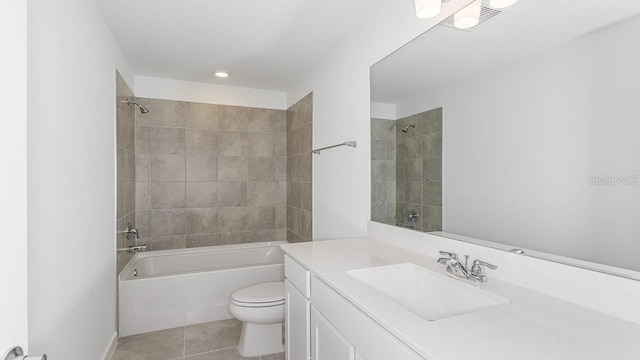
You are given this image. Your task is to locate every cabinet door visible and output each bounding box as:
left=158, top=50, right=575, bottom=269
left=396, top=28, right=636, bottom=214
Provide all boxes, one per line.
left=311, top=307, right=355, bottom=360
left=285, top=279, right=310, bottom=360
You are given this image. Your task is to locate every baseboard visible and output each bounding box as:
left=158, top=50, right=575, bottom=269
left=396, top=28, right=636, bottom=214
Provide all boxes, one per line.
left=102, top=331, right=118, bottom=360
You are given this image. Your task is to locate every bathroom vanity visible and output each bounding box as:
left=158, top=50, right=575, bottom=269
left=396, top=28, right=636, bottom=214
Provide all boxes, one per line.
left=281, top=234, right=640, bottom=360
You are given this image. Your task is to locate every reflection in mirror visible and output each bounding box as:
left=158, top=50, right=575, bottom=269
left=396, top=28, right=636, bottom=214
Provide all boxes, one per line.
left=370, top=0, right=640, bottom=277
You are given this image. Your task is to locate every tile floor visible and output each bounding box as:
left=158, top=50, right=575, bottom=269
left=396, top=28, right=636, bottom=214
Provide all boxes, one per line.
left=110, top=319, right=285, bottom=360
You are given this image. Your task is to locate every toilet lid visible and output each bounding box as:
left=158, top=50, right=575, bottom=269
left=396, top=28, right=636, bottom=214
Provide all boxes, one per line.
left=231, top=281, right=285, bottom=304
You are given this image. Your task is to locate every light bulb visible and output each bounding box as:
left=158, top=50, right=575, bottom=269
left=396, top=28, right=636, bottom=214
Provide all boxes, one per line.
left=214, top=71, right=229, bottom=78
left=415, top=0, right=441, bottom=19
left=454, top=0, right=482, bottom=29
left=490, top=0, right=518, bottom=9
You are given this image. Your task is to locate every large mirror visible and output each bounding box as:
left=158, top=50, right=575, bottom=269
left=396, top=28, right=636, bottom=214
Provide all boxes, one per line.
left=370, top=0, right=640, bottom=278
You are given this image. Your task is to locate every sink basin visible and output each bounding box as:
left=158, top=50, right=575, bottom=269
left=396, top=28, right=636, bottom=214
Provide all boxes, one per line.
left=347, top=263, right=509, bottom=321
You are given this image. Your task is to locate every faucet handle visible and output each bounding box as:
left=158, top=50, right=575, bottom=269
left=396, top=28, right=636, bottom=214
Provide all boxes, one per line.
left=473, top=259, right=497, bottom=270
left=469, top=259, right=497, bottom=282
left=437, top=251, right=458, bottom=265
left=438, top=251, right=458, bottom=259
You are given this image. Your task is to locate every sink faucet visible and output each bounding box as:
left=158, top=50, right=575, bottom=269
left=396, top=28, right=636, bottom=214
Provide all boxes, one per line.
left=437, top=251, right=497, bottom=282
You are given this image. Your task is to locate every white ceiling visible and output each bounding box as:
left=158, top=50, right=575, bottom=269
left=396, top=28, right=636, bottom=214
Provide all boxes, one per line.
left=96, top=0, right=386, bottom=91
left=371, top=0, right=640, bottom=105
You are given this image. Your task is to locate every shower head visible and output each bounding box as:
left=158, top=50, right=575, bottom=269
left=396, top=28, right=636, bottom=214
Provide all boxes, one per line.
left=121, top=97, right=150, bottom=114
left=138, top=104, right=150, bottom=114
left=402, top=124, right=416, bottom=133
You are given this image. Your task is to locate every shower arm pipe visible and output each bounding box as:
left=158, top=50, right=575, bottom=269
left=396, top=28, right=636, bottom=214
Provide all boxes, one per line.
left=311, top=141, right=357, bottom=154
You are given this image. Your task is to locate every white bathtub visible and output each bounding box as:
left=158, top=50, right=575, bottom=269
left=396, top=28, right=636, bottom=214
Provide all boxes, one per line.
left=119, top=241, right=285, bottom=336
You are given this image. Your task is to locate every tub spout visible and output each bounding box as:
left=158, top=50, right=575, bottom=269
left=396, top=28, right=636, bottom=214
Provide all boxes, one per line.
left=118, top=244, right=147, bottom=253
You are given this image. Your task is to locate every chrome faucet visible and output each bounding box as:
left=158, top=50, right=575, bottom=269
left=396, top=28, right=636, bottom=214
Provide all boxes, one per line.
left=118, top=244, right=147, bottom=253
left=437, top=251, right=497, bottom=282
left=120, top=222, right=139, bottom=241
left=118, top=223, right=146, bottom=252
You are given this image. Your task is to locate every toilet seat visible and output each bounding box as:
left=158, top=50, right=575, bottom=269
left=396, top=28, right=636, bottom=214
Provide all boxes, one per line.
left=230, top=281, right=285, bottom=308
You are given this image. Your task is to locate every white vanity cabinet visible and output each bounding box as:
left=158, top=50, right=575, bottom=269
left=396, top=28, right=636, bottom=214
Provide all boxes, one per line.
left=311, top=306, right=355, bottom=360
left=283, top=254, right=424, bottom=360
left=285, top=255, right=311, bottom=360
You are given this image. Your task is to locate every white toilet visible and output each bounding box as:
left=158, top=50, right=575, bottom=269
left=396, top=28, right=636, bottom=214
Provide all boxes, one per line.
left=228, top=281, right=285, bottom=357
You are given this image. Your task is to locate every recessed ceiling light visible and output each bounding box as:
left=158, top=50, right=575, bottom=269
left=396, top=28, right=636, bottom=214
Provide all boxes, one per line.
left=214, top=71, right=229, bottom=78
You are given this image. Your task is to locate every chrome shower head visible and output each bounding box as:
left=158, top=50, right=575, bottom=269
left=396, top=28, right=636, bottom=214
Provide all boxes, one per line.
left=121, top=97, right=150, bottom=114
left=402, top=124, right=416, bottom=133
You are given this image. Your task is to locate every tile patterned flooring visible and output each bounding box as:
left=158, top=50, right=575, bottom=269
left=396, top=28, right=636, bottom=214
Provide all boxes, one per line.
left=111, top=319, right=285, bottom=360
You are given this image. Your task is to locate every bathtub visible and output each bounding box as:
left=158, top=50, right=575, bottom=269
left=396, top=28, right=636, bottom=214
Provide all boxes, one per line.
left=119, top=241, right=285, bottom=336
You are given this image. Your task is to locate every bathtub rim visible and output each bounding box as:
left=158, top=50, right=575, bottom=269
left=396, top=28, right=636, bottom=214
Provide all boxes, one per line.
left=119, top=240, right=287, bottom=281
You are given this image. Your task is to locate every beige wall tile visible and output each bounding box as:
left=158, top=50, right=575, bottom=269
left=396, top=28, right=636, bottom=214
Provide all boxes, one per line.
left=149, top=235, right=187, bottom=251
left=248, top=181, right=275, bottom=206
left=275, top=132, right=286, bottom=158
left=136, top=154, right=151, bottom=182
left=136, top=126, right=150, bottom=154
left=151, top=154, right=186, bottom=181
left=186, top=182, right=217, bottom=208
left=150, top=99, right=186, bottom=127
left=150, top=209, right=185, bottom=236
left=247, top=230, right=275, bottom=243
left=185, top=102, right=217, bottom=129
left=247, top=108, right=276, bottom=133
left=150, top=182, right=186, bottom=209
left=217, top=232, right=247, bottom=245
left=218, top=181, right=247, bottom=206
left=150, top=127, right=185, bottom=154
left=215, top=106, right=249, bottom=131
left=217, top=207, right=247, bottom=235
left=247, top=133, right=275, bottom=157
left=186, top=208, right=217, bottom=235
left=218, top=156, right=247, bottom=181
left=185, top=129, right=217, bottom=154
left=275, top=157, right=286, bottom=181
left=186, top=234, right=218, bottom=248
left=275, top=205, right=286, bottom=229
left=247, top=206, right=275, bottom=230
left=216, top=131, right=247, bottom=157
left=186, top=154, right=217, bottom=181
left=248, top=157, right=275, bottom=181
left=136, top=182, right=151, bottom=210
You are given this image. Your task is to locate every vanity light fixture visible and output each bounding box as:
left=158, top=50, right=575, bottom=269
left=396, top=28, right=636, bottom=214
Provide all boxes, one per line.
left=415, top=0, right=443, bottom=19
left=454, top=0, right=482, bottom=29
left=214, top=71, right=229, bottom=78
left=489, top=0, right=518, bottom=9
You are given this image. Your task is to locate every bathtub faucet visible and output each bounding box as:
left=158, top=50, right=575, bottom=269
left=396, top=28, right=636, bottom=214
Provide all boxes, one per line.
left=120, top=222, right=139, bottom=241
left=119, top=244, right=147, bottom=253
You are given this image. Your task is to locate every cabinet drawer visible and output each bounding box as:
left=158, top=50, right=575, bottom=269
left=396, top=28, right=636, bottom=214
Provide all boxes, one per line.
left=285, top=255, right=311, bottom=298
left=311, top=277, right=426, bottom=360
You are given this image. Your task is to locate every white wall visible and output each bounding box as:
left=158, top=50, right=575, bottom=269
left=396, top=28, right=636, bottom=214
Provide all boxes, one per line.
left=27, top=0, right=133, bottom=358
left=287, top=0, right=474, bottom=240
left=135, top=76, right=287, bottom=110
left=0, top=0, right=28, bottom=355
left=396, top=15, right=640, bottom=270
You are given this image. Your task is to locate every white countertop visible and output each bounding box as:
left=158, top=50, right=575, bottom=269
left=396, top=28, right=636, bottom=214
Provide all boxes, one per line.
left=281, top=237, right=640, bottom=360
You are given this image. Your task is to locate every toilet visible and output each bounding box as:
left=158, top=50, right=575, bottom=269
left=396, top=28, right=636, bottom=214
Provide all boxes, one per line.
left=228, top=281, right=285, bottom=357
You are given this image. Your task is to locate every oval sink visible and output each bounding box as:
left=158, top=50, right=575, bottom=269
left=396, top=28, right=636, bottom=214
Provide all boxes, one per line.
left=347, top=263, right=509, bottom=321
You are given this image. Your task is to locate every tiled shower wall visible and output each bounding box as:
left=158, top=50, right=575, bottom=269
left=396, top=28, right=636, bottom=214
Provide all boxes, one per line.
left=395, top=107, right=442, bottom=231
left=370, top=108, right=442, bottom=232
left=133, top=98, right=288, bottom=250
left=116, top=71, right=136, bottom=273
left=371, top=118, right=396, bottom=226
left=286, top=93, right=313, bottom=242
